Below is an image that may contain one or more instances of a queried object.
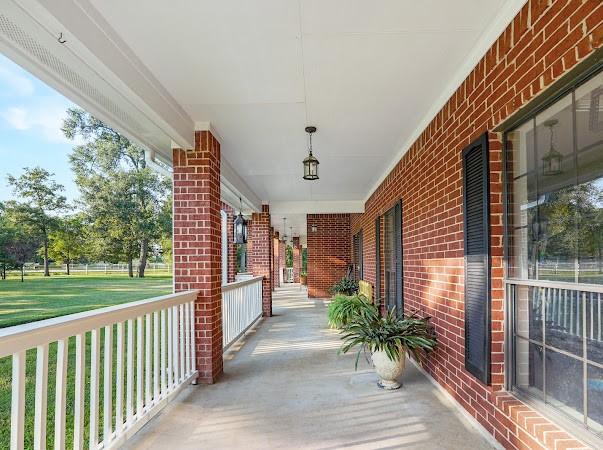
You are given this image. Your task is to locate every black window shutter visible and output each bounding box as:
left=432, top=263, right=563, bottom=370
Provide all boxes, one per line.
left=462, top=133, right=491, bottom=385
left=395, top=201, right=403, bottom=316
left=375, top=216, right=380, bottom=305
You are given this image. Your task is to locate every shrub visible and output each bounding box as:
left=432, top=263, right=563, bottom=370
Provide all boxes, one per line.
left=327, top=294, right=375, bottom=329
left=329, top=277, right=359, bottom=296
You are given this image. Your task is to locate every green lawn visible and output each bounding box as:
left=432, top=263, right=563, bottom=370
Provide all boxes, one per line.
left=0, top=273, right=173, bottom=449
left=0, top=273, right=173, bottom=328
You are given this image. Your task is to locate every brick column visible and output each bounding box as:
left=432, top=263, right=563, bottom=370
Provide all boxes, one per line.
left=272, top=232, right=280, bottom=288
left=292, top=236, right=300, bottom=283
left=173, top=130, right=222, bottom=384
left=249, top=204, right=272, bottom=316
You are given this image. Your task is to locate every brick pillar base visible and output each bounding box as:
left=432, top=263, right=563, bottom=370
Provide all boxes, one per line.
left=173, top=130, right=223, bottom=384
left=249, top=204, right=273, bottom=316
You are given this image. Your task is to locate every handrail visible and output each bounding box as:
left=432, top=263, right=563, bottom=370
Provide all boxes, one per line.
left=0, top=290, right=198, bottom=359
left=222, top=275, right=264, bottom=293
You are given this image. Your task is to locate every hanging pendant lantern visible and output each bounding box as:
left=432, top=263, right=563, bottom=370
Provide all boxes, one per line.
left=303, top=126, right=319, bottom=180
left=542, top=119, right=562, bottom=176
left=233, top=197, right=248, bottom=244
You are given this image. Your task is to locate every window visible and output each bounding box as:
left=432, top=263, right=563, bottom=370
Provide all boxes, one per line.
left=352, top=231, right=363, bottom=281
left=506, top=69, right=603, bottom=440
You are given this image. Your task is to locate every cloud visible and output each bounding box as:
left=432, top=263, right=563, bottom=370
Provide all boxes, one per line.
left=0, top=63, right=35, bottom=97
left=0, top=101, right=74, bottom=143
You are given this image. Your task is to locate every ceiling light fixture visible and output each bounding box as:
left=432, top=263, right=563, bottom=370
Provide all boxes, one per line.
left=303, top=126, right=319, bottom=180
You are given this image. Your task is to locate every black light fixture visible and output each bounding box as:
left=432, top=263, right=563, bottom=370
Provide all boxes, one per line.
left=542, top=119, right=562, bottom=176
left=303, top=126, right=319, bottom=180
left=233, top=197, right=248, bottom=244
left=281, top=218, right=288, bottom=242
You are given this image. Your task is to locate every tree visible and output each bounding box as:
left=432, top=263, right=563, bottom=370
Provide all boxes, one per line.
left=63, top=108, right=169, bottom=277
left=0, top=203, right=41, bottom=281
left=6, top=167, right=68, bottom=276
left=48, top=214, right=87, bottom=275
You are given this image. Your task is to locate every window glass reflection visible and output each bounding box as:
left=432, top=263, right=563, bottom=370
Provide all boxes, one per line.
left=576, top=72, right=603, bottom=285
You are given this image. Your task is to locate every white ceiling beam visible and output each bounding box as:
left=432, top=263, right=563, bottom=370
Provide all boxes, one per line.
left=221, top=157, right=262, bottom=213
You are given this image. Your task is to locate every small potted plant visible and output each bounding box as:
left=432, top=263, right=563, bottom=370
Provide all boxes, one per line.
left=339, top=307, right=436, bottom=390
left=329, top=277, right=359, bottom=296
left=300, top=270, right=307, bottom=285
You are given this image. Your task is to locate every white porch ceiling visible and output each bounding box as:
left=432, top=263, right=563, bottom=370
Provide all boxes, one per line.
left=0, top=0, right=526, bottom=238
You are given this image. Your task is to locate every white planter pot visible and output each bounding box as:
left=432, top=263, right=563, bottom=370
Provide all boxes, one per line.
left=371, top=349, right=405, bottom=390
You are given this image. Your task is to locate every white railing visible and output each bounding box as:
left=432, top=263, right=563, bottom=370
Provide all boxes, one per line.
left=222, top=276, right=263, bottom=350
left=1, top=290, right=198, bottom=450
left=285, top=267, right=294, bottom=283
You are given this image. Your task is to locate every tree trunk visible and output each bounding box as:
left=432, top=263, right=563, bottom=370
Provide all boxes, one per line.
left=66, top=259, right=70, bottom=276
left=599, top=245, right=603, bottom=274
left=138, top=239, right=149, bottom=278
left=43, top=239, right=50, bottom=277
left=21, top=264, right=24, bottom=282
left=128, top=258, right=134, bottom=278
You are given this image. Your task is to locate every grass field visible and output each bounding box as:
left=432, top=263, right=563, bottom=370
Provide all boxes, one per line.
left=0, top=273, right=173, bottom=449
left=0, top=272, right=173, bottom=328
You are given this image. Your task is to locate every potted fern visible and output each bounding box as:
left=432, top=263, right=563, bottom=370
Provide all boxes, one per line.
left=339, top=307, right=436, bottom=390
left=327, top=294, right=373, bottom=329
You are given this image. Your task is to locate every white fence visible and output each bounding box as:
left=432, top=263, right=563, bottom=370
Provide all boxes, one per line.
left=1, top=290, right=198, bottom=450
left=222, top=276, right=263, bottom=351
left=285, top=267, right=294, bottom=283
left=20, top=262, right=171, bottom=274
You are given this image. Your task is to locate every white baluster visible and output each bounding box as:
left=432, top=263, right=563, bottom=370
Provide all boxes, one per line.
left=103, top=326, right=113, bottom=445
left=136, top=316, right=143, bottom=417
left=73, top=336, right=85, bottom=450
left=145, top=314, right=152, bottom=406
left=173, top=306, right=180, bottom=383
left=54, top=339, right=68, bottom=450
left=153, top=311, right=160, bottom=401
left=126, top=319, right=134, bottom=424
left=167, top=307, right=173, bottom=388
left=185, top=302, right=191, bottom=376
left=11, top=350, right=26, bottom=450
left=189, top=301, right=196, bottom=374
left=90, top=329, right=100, bottom=449
left=116, top=322, right=124, bottom=433
left=161, top=309, right=167, bottom=394
left=179, top=304, right=185, bottom=381
left=34, top=345, right=49, bottom=450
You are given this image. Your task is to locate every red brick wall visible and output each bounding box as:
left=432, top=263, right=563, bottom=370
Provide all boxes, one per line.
left=306, top=214, right=351, bottom=298
left=249, top=204, right=273, bottom=316
left=173, top=130, right=223, bottom=384
left=349, top=2, right=602, bottom=449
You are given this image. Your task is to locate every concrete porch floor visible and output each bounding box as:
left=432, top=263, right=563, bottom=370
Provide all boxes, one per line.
left=125, top=285, right=497, bottom=450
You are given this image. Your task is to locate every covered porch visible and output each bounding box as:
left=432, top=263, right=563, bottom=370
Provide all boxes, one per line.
left=0, top=1, right=602, bottom=449
left=124, top=285, right=494, bottom=450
